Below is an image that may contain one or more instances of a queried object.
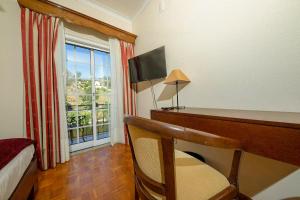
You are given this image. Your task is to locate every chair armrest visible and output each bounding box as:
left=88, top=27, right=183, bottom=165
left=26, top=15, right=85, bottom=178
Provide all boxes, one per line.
left=124, top=116, right=242, bottom=150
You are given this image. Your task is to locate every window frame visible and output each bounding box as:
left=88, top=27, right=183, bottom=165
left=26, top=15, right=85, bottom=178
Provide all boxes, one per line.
left=65, top=34, right=111, bottom=152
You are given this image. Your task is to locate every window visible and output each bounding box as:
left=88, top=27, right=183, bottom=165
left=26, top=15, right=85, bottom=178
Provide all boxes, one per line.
left=65, top=41, right=111, bottom=152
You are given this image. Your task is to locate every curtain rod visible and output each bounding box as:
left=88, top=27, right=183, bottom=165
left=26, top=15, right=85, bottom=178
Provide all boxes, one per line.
left=17, top=0, right=137, bottom=44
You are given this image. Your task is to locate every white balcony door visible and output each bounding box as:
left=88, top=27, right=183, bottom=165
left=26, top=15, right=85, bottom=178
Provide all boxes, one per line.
left=65, top=40, right=111, bottom=152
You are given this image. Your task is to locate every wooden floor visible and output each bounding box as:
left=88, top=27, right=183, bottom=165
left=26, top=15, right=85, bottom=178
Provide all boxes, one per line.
left=35, top=144, right=134, bottom=200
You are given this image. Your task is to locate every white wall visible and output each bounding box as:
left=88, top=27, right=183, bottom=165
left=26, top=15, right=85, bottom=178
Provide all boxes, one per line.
left=133, top=0, right=300, bottom=198
left=0, top=0, right=24, bottom=139
left=50, top=0, right=132, bottom=32
left=133, top=0, right=300, bottom=117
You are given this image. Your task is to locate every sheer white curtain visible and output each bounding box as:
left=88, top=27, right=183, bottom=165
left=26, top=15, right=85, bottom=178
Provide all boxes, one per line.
left=54, top=21, right=70, bottom=163
left=109, top=38, right=125, bottom=145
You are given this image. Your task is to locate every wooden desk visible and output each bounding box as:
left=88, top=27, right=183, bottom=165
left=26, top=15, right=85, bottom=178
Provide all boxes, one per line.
left=151, top=108, right=300, bottom=166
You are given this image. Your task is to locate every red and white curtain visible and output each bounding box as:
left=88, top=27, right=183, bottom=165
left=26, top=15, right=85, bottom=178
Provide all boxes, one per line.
left=109, top=39, right=136, bottom=145
left=120, top=41, right=136, bottom=144
left=21, top=7, right=69, bottom=170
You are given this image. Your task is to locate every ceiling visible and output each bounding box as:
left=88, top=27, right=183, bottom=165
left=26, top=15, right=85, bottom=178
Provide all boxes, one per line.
left=86, top=0, right=150, bottom=20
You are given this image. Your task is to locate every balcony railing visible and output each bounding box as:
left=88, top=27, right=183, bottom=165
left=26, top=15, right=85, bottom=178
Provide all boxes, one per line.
left=69, top=131, right=109, bottom=145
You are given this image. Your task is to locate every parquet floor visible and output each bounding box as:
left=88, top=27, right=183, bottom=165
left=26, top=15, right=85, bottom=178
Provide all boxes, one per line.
left=35, top=144, right=134, bottom=200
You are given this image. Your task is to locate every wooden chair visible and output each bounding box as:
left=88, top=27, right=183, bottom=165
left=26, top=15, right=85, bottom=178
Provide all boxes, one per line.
left=124, top=116, right=243, bottom=200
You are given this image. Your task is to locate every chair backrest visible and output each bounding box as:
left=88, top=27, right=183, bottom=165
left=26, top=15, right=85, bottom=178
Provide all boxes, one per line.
left=125, top=116, right=177, bottom=200
left=124, top=115, right=242, bottom=200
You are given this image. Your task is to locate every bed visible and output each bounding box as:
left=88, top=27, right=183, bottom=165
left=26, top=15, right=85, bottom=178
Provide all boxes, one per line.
left=0, top=138, right=38, bottom=200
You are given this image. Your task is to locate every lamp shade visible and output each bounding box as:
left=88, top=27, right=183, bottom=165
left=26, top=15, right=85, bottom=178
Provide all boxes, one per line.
left=164, top=69, right=190, bottom=85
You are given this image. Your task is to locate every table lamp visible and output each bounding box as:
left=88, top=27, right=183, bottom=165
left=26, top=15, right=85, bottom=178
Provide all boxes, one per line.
left=164, top=69, right=190, bottom=110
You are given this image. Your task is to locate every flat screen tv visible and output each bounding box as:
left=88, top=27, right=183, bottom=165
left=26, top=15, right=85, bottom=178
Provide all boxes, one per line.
left=128, top=46, right=167, bottom=83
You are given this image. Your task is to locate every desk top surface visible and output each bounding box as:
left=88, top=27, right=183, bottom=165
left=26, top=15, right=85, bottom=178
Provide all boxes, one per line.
left=152, top=107, right=300, bottom=129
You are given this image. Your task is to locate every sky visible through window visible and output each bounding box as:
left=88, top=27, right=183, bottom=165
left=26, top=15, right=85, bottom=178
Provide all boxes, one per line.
left=66, top=44, right=111, bottom=80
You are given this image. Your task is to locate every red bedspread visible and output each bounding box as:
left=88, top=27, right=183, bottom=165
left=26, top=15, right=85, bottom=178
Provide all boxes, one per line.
left=0, top=138, right=34, bottom=170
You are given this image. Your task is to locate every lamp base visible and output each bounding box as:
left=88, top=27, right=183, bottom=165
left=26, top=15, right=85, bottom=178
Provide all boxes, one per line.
left=161, top=106, right=186, bottom=111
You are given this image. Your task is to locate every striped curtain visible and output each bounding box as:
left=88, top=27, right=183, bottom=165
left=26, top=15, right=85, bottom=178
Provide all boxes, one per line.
left=120, top=41, right=137, bottom=144
left=21, top=8, right=69, bottom=170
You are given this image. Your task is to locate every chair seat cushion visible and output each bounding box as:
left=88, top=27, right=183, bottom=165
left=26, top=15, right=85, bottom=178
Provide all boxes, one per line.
left=148, top=150, right=230, bottom=200
left=175, top=150, right=230, bottom=199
